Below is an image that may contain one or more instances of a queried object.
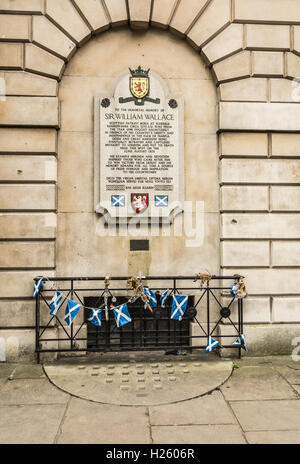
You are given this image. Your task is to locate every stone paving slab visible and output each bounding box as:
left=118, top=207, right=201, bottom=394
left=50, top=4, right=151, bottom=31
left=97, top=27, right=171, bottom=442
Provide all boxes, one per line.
left=275, top=366, right=300, bottom=385
left=0, top=379, right=69, bottom=405
left=293, top=385, right=300, bottom=394
left=44, top=360, right=233, bottom=406
left=151, top=425, right=246, bottom=444
left=13, top=364, right=45, bottom=379
left=149, top=391, right=237, bottom=426
left=0, top=404, right=66, bottom=444
left=57, top=398, right=150, bottom=444
left=246, top=430, right=300, bottom=444
left=221, top=366, right=297, bottom=401
left=231, top=400, right=300, bottom=431
left=0, top=363, right=16, bottom=378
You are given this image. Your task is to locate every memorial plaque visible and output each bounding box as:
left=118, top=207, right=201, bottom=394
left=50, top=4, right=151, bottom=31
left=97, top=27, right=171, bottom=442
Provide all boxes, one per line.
left=94, top=67, right=184, bottom=222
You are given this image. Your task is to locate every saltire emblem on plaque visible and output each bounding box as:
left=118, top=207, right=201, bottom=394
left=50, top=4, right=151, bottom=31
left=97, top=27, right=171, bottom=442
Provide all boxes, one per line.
left=111, top=195, right=125, bottom=207
left=130, top=66, right=149, bottom=99
left=131, top=194, right=148, bottom=213
left=155, top=195, right=168, bottom=207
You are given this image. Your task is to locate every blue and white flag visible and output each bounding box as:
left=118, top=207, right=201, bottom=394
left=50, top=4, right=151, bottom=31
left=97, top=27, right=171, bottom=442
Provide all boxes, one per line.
left=230, top=283, right=239, bottom=298
left=88, top=308, right=102, bottom=327
left=33, top=278, right=43, bottom=299
left=171, top=294, right=188, bottom=321
left=113, top=303, right=131, bottom=328
left=64, top=299, right=81, bottom=327
left=143, top=287, right=157, bottom=309
left=155, top=195, right=168, bottom=207
left=205, top=336, right=219, bottom=353
left=111, top=195, right=125, bottom=207
left=160, top=289, right=169, bottom=308
left=49, top=291, right=63, bottom=316
left=233, top=334, right=247, bottom=352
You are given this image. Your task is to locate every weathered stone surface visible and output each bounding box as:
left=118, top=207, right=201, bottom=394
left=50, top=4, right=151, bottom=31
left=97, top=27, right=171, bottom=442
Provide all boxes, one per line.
left=219, top=78, right=267, bottom=102
left=0, top=184, right=56, bottom=210
left=234, top=0, right=300, bottom=23
left=0, top=404, right=66, bottom=444
left=272, top=133, right=300, bottom=156
left=286, top=52, right=300, bottom=79
left=220, top=132, right=268, bottom=156
left=45, top=0, right=91, bottom=45
left=252, top=51, right=284, bottom=76
left=25, top=43, right=65, bottom=79
left=149, top=391, right=236, bottom=425
left=128, top=0, right=151, bottom=29
left=221, top=366, right=297, bottom=400
left=272, top=297, right=300, bottom=322
left=0, top=43, right=23, bottom=69
left=0, top=96, right=59, bottom=127
left=0, top=272, right=54, bottom=298
left=220, top=323, right=300, bottom=356
left=0, top=299, right=53, bottom=327
left=202, top=24, right=243, bottom=64
left=220, top=296, right=271, bottom=323
left=170, top=0, right=209, bottom=36
left=58, top=397, right=150, bottom=444
left=223, top=269, right=300, bottom=294
left=0, top=213, right=56, bottom=239
left=220, top=102, right=300, bottom=131
left=32, top=16, right=76, bottom=60
left=105, top=0, right=128, bottom=27
left=221, top=186, right=269, bottom=211
left=246, top=24, right=290, bottom=50
left=222, top=241, right=269, bottom=267
left=58, top=132, right=93, bottom=212
left=0, top=128, right=57, bottom=153
left=0, top=378, right=68, bottom=405
left=246, top=430, right=300, bottom=445
left=293, top=26, right=300, bottom=55
left=221, top=159, right=300, bottom=183
left=187, top=0, right=231, bottom=48
left=152, top=425, right=246, bottom=444
left=0, top=14, right=30, bottom=41
left=63, top=28, right=211, bottom=80
left=2, top=71, right=57, bottom=96
left=0, top=241, right=55, bottom=268
left=270, top=78, right=300, bottom=102
left=213, top=51, right=251, bottom=82
left=231, top=400, right=300, bottom=431
left=0, top=0, right=44, bottom=14
left=151, top=0, right=177, bottom=28
left=73, top=0, right=109, bottom=32
left=0, top=156, right=57, bottom=181
left=222, top=213, right=300, bottom=239
left=272, top=241, right=300, bottom=267
left=271, top=187, right=300, bottom=211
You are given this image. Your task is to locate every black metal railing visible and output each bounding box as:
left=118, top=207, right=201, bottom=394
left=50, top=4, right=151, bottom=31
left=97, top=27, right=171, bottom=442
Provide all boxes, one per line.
left=34, top=275, right=245, bottom=363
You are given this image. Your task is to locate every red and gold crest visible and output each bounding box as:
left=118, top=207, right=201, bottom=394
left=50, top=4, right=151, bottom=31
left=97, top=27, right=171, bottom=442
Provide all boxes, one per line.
left=130, top=77, right=149, bottom=99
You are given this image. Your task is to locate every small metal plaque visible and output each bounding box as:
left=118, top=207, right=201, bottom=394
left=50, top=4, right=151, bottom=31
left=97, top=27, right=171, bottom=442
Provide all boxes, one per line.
left=130, top=240, right=149, bottom=251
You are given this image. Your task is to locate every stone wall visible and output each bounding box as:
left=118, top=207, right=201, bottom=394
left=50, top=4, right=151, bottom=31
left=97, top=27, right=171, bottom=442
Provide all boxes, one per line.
left=0, top=0, right=299, bottom=360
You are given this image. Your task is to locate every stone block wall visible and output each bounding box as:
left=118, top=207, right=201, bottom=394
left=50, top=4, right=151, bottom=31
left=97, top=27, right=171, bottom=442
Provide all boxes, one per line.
left=0, top=0, right=299, bottom=360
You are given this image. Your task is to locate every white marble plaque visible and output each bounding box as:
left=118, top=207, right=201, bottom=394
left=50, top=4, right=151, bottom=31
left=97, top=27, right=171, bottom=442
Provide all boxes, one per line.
left=94, top=68, right=184, bottom=222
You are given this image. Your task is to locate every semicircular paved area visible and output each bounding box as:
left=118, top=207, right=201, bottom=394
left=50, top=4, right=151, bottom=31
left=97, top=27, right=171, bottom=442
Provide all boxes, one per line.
left=43, top=353, right=233, bottom=406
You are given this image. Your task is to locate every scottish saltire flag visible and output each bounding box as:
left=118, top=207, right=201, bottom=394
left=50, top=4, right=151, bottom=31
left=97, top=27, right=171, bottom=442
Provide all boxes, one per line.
left=113, top=303, right=131, bottom=328
left=160, top=289, right=169, bottom=308
left=233, top=334, right=248, bottom=352
left=64, top=299, right=81, bottom=326
left=155, top=195, right=168, bottom=207
left=33, top=278, right=43, bottom=299
left=88, top=308, right=102, bottom=327
left=230, top=283, right=239, bottom=297
left=143, top=287, right=157, bottom=309
left=171, top=294, right=188, bottom=321
left=205, top=336, right=219, bottom=353
left=111, top=195, right=125, bottom=207
left=49, top=291, right=63, bottom=316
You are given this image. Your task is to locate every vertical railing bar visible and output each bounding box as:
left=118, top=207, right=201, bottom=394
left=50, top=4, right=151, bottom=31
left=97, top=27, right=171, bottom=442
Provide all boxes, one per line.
left=36, top=292, right=40, bottom=364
